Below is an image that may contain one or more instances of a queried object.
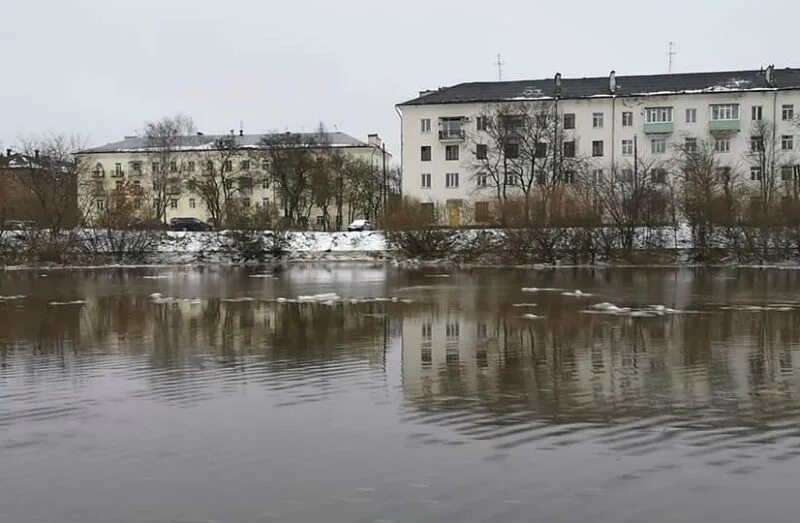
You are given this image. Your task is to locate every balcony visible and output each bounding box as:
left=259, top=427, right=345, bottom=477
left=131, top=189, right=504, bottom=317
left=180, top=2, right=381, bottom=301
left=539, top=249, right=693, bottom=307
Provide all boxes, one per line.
left=438, top=129, right=465, bottom=141
left=91, top=170, right=105, bottom=178
left=111, top=171, right=125, bottom=178
left=643, top=122, right=674, bottom=134
left=709, top=119, right=741, bottom=133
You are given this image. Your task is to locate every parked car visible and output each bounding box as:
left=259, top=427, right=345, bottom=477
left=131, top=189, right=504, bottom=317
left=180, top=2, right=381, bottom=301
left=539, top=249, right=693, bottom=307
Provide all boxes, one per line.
left=347, top=219, right=373, bottom=232
left=169, top=217, right=213, bottom=232
left=129, top=218, right=168, bottom=231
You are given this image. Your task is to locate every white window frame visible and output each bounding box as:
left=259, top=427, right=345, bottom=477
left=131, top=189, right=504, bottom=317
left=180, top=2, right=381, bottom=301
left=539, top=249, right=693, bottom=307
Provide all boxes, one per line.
left=622, top=112, right=633, bottom=127
left=751, top=106, right=763, bottom=120
left=189, top=198, right=196, bottom=209
left=592, top=112, right=604, bottom=128
left=710, top=104, right=739, bottom=121
left=645, top=107, right=673, bottom=123
left=651, top=138, right=666, bottom=154
left=714, top=138, right=731, bottom=152
left=591, top=169, right=604, bottom=183
left=421, top=173, right=431, bottom=188
left=445, top=145, right=459, bottom=161
left=783, top=104, right=794, bottom=121
left=750, top=166, right=762, bottom=181
left=621, top=139, right=633, bottom=156
left=445, top=172, right=459, bottom=188
left=476, top=174, right=488, bottom=188
left=782, top=135, right=794, bottom=151
left=685, top=108, right=697, bottom=123
left=421, top=118, right=431, bottom=133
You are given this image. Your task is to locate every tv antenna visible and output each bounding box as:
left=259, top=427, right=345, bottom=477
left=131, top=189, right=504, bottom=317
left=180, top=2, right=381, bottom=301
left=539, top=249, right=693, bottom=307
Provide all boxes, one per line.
left=495, top=53, right=505, bottom=81
left=668, top=42, right=677, bottom=72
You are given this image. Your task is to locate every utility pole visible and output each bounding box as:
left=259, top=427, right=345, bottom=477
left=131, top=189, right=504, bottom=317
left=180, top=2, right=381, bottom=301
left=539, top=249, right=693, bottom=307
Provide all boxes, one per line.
left=668, top=42, right=677, bottom=73
left=495, top=53, right=505, bottom=81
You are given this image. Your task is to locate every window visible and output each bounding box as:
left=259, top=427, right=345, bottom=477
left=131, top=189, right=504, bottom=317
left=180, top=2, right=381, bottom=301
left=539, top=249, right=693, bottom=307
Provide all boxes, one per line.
left=783, top=104, right=794, bottom=121
left=751, top=166, right=762, bottom=181
left=500, top=115, right=524, bottom=130
left=96, top=199, right=105, bottom=210
left=563, top=141, right=575, bottom=158
left=752, top=106, right=763, bottom=120
left=476, top=116, right=488, bottom=131
left=261, top=160, right=269, bottom=171
left=445, top=172, right=459, bottom=188
left=622, top=111, right=633, bottom=127
left=646, top=107, right=673, bottom=123
left=223, top=160, right=232, bottom=172
left=592, top=112, right=604, bottom=128
left=476, top=144, right=488, bottom=159
left=563, top=113, right=575, bottom=129
left=152, top=162, right=160, bottom=173
left=534, top=142, right=547, bottom=158
left=591, top=169, right=604, bottom=183
left=651, top=138, right=666, bottom=154
left=420, top=146, right=431, bottom=161
left=242, top=198, right=251, bottom=208
left=132, top=180, right=141, bottom=190
left=715, top=167, right=731, bottom=181
left=751, top=136, right=764, bottom=152
left=476, top=174, right=488, bottom=187
left=562, top=170, right=576, bottom=183
left=241, top=160, right=251, bottom=171
left=592, top=140, right=604, bottom=157
left=170, top=161, right=178, bottom=173
left=440, top=117, right=464, bottom=138
left=187, top=161, right=195, bottom=172
left=316, top=215, right=325, bottom=227
left=187, top=180, right=196, bottom=191
left=504, top=173, right=519, bottom=186
left=115, top=180, right=123, bottom=190
left=685, top=137, right=698, bottom=152
left=421, top=118, right=431, bottom=133
left=169, top=199, right=178, bottom=209
left=421, top=173, right=431, bottom=188
left=652, top=168, right=667, bottom=184
left=782, top=135, right=794, bottom=150
left=114, top=163, right=123, bottom=176
left=621, top=169, right=633, bottom=182
left=475, top=202, right=490, bottom=222
left=715, top=138, right=730, bottom=152
left=781, top=165, right=794, bottom=180
left=445, top=145, right=459, bottom=161
left=422, top=323, right=432, bottom=340
left=711, top=104, right=739, bottom=120
left=261, top=198, right=270, bottom=209
left=132, top=162, right=141, bottom=174
left=262, top=178, right=271, bottom=189
left=503, top=142, right=519, bottom=159
left=685, top=108, right=697, bottom=123
left=622, top=139, right=634, bottom=156
left=189, top=198, right=196, bottom=209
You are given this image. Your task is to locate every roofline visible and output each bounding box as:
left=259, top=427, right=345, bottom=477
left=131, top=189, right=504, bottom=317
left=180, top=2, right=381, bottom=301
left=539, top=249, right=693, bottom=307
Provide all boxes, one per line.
left=76, top=143, right=392, bottom=156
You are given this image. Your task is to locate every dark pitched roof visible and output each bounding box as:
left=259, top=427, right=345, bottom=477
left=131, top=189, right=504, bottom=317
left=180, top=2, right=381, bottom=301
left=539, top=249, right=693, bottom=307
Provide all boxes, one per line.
left=79, top=131, right=370, bottom=154
left=399, top=67, right=800, bottom=106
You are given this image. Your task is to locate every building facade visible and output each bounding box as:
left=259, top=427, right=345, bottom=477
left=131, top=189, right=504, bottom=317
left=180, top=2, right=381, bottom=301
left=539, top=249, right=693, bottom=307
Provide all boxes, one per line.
left=77, top=131, right=390, bottom=228
left=397, top=66, right=800, bottom=226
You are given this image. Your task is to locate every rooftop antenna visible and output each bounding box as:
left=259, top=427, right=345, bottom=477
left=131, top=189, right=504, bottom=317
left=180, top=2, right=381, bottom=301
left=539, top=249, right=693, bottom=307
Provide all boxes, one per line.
left=668, top=41, right=677, bottom=73
left=495, top=53, right=505, bottom=81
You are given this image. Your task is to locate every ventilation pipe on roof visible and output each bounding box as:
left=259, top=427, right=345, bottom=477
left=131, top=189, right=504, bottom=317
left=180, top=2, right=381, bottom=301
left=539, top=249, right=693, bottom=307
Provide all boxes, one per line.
left=34, top=149, right=40, bottom=160
left=766, top=64, right=776, bottom=87
left=6, top=148, right=11, bottom=158
left=609, top=70, right=617, bottom=94
left=367, top=134, right=382, bottom=148
left=554, top=72, right=562, bottom=97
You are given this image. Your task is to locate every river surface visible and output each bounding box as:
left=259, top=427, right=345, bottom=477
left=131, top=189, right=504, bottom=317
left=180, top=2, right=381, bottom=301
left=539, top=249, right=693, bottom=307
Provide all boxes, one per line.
left=2, top=265, right=800, bottom=522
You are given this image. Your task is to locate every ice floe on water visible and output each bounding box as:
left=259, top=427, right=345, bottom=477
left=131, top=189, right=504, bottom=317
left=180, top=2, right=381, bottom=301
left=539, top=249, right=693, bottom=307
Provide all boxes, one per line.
left=522, top=313, right=544, bottom=320
left=512, top=303, right=538, bottom=308
left=48, top=300, right=87, bottom=306
left=148, top=293, right=203, bottom=305
left=273, top=295, right=413, bottom=306
left=719, top=304, right=800, bottom=312
left=521, top=287, right=563, bottom=292
left=221, top=297, right=255, bottom=303
left=581, top=302, right=690, bottom=317
left=0, top=295, right=26, bottom=301
left=424, top=274, right=451, bottom=278
left=248, top=274, right=278, bottom=279
left=561, top=289, right=593, bottom=297
left=142, top=275, right=171, bottom=280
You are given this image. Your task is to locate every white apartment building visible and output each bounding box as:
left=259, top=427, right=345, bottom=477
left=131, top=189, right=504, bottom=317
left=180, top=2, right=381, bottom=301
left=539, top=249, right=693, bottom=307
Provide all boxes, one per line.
left=77, top=131, right=389, bottom=228
left=397, top=66, right=800, bottom=226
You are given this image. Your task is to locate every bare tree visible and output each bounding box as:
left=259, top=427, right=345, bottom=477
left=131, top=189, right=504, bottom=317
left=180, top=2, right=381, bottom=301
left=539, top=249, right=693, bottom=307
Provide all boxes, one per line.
left=187, top=134, right=248, bottom=228
left=142, top=114, right=196, bottom=223
left=345, top=157, right=383, bottom=223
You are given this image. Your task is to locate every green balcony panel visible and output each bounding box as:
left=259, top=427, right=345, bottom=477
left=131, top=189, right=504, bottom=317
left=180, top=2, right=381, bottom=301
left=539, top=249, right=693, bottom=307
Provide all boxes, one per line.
left=643, top=122, right=674, bottom=134
left=709, top=120, right=741, bottom=132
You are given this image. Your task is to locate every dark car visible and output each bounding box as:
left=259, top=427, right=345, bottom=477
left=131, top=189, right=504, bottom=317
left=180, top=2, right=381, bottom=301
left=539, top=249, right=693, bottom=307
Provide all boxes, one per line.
left=169, top=217, right=213, bottom=232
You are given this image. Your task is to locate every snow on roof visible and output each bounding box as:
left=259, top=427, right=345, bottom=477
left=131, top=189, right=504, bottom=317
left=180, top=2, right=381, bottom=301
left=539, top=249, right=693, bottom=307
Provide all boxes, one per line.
left=398, top=67, right=800, bottom=106
left=79, top=131, right=374, bottom=154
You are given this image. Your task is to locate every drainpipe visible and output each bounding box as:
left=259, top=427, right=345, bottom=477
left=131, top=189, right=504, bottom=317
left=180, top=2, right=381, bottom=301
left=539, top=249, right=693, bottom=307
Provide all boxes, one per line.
left=394, top=105, right=404, bottom=199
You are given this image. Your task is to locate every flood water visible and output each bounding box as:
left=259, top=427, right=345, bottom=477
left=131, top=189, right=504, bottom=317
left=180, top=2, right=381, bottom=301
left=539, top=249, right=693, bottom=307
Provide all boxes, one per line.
left=2, top=265, right=800, bottom=522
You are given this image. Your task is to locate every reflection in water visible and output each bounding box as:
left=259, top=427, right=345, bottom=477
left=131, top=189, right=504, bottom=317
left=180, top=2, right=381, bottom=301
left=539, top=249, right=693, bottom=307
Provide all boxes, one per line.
left=2, top=266, right=800, bottom=522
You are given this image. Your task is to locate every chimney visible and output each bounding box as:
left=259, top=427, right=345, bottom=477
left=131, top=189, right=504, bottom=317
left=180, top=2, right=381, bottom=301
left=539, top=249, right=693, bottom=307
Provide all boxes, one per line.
left=367, top=134, right=382, bottom=148
left=6, top=148, right=11, bottom=158
left=34, top=149, right=40, bottom=160
left=554, top=72, right=562, bottom=97
left=766, top=64, right=776, bottom=87
left=196, top=132, right=204, bottom=136
left=609, top=70, right=617, bottom=94
left=239, top=129, right=244, bottom=137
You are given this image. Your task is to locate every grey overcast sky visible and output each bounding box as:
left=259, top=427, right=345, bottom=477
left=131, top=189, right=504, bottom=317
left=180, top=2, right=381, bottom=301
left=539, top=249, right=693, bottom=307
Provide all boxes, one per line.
left=1, top=0, right=798, bottom=157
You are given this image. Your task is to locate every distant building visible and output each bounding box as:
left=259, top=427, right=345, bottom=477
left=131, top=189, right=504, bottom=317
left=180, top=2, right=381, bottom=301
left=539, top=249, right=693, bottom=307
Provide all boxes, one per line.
left=0, top=149, right=79, bottom=228
left=397, top=65, right=800, bottom=226
left=77, top=131, right=390, bottom=229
